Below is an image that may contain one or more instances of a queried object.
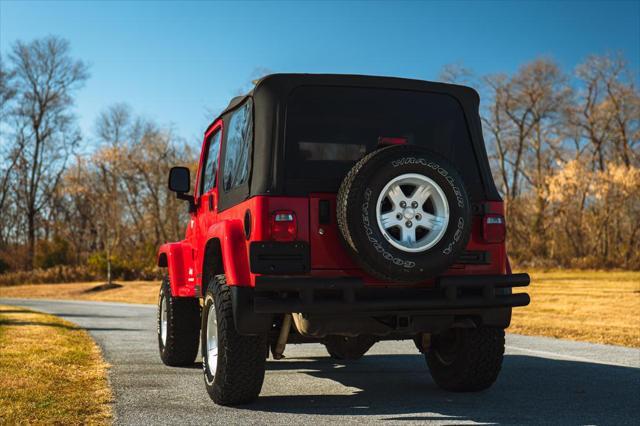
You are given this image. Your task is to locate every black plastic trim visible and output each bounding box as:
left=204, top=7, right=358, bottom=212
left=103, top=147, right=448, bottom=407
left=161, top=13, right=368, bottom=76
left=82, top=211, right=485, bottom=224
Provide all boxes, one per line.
left=244, top=209, right=252, bottom=240
left=230, top=286, right=273, bottom=335
left=455, top=250, right=492, bottom=265
left=249, top=241, right=310, bottom=274
left=319, top=199, right=331, bottom=224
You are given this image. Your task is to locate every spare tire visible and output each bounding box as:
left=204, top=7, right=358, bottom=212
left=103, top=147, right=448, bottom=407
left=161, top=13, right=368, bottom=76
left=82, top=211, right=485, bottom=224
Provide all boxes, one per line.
left=337, top=145, right=471, bottom=282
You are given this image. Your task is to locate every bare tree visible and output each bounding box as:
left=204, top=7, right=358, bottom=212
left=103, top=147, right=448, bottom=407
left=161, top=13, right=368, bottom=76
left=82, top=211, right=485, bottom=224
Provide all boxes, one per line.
left=514, top=60, right=570, bottom=256
left=67, top=104, right=195, bottom=282
left=481, top=74, right=511, bottom=197
left=439, top=63, right=476, bottom=86
left=0, top=55, right=21, bottom=247
left=9, top=36, right=89, bottom=268
left=0, top=55, right=16, bottom=120
left=442, top=59, right=593, bottom=262
left=571, top=53, right=639, bottom=170
left=95, top=103, right=132, bottom=147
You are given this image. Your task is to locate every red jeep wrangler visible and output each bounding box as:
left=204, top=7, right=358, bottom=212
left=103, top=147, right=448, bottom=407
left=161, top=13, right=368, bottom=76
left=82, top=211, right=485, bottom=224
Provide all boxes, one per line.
left=157, top=74, right=530, bottom=405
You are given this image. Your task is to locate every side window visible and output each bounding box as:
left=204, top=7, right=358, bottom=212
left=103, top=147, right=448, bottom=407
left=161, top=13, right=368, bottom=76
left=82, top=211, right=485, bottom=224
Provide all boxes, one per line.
left=200, top=129, right=221, bottom=194
left=223, top=99, right=253, bottom=191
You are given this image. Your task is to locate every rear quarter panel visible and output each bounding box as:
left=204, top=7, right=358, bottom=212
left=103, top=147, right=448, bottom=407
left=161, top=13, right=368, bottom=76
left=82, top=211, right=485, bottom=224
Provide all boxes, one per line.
left=157, top=241, right=196, bottom=297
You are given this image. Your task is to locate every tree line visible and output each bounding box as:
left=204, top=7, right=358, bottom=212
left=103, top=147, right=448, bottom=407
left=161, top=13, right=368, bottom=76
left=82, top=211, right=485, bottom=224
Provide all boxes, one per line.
left=0, top=36, right=638, bottom=284
left=0, top=36, right=192, bottom=282
left=441, top=54, right=639, bottom=268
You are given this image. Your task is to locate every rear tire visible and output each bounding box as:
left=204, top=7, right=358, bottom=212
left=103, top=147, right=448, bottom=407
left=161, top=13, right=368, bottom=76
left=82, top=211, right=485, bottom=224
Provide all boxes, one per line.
left=157, top=276, right=200, bottom=366
left=201, top=275, right=267, bottom=405
left=324, top=335, right=377, bottom=360
left=426, top=327, right=505, bottom=392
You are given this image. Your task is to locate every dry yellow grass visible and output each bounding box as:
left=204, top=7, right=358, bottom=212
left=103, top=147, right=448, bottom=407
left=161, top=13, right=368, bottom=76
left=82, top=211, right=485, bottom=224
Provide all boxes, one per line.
left=511, top=270, right=640, bottom=347
left=1, top=270, right=638, bottom=348
left=0, top=305, right=112, bottom=425
left=0, top=280, right=160, bottom=305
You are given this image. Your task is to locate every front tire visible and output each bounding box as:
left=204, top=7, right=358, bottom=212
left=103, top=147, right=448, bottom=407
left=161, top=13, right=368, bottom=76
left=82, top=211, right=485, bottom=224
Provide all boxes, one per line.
left=157, top=276, right=200, bottom=366
left=426, top=327, right=505, bottom=392
left=201, top=275, right=267, bottom=405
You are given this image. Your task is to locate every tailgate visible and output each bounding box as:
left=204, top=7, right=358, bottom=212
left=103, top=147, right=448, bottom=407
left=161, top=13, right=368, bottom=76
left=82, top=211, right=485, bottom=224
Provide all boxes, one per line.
left=309, top=194, right=358, bottom=270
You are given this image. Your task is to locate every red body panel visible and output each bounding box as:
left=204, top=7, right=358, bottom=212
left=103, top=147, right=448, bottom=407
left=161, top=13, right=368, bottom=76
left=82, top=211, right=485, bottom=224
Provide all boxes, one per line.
left=309, top=194, right=358, bottom=270
left=203, top=219, right=250, bottom=286
left=158, top=116, right=509, bottom=296
left=157, top=241, right=195, bottom=297
left=213, top=196, right=309, bottom=287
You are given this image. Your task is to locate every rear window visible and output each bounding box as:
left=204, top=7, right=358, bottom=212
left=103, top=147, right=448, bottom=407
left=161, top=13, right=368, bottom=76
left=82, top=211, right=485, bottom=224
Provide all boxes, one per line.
left=284, top=86, right=483, bottom=198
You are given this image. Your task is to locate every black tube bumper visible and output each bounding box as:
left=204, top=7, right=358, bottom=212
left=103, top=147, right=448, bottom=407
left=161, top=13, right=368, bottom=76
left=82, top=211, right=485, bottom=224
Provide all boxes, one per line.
left=252, top=273, right=529, bottom=313
left=231, top=273, right=530, bottom=334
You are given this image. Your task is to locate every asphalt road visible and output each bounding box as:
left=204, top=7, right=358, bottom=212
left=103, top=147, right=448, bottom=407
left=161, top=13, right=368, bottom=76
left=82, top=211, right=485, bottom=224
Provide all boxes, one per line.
left=2, top=298, right=639, bottom=425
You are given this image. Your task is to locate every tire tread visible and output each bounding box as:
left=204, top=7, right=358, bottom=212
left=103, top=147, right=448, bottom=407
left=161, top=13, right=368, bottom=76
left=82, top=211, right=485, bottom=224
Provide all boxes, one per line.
left=203, top=275, right=266, bottom=405
left=427, top=327, right=505, bottom=392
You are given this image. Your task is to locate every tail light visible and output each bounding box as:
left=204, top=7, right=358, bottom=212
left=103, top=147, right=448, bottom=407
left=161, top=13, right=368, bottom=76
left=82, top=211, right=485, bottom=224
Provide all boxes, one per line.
left=270, top=210, right=297, bottom=241
left=378, top=136, right=408, bottom=146
left=483, top=214, right=506, bottom=243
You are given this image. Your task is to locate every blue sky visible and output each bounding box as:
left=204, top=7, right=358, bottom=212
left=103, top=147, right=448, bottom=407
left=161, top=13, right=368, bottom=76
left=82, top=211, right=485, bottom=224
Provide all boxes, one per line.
left=1, top=0, right=639, bottom=147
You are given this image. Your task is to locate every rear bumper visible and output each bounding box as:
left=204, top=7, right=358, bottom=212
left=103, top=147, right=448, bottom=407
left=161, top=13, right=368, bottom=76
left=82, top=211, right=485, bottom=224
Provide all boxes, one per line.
left=231, top=273, right=530, bottom=334
left=253, top=273, right=530, bottom=313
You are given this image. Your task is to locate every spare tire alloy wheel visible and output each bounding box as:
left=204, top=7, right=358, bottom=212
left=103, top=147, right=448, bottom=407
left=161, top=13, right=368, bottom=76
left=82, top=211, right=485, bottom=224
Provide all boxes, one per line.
left=376, top=173, right=449, bottom=253
left=337, top=145, right=472, bottom=282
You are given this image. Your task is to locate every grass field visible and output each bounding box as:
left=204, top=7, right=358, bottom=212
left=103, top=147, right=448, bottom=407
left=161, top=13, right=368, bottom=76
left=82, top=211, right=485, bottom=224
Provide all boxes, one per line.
left=0, top=280, right=160, bottom=305
left=511, top=270, right=640, bottom=347
left=0, top=305, right=112, bottom=425
left=0, top=271, right=638, bottom=347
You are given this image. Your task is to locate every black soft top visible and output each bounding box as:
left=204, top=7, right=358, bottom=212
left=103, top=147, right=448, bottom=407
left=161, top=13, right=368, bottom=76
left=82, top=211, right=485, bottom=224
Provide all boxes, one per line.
left=212, top=74, right=500, bottom=211
left=214, top=73, right=482, bottom=122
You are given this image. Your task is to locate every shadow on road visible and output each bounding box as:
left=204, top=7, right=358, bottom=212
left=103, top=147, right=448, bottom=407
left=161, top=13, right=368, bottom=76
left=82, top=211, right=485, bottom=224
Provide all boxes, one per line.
left=245, top=354, right=640, bottom=424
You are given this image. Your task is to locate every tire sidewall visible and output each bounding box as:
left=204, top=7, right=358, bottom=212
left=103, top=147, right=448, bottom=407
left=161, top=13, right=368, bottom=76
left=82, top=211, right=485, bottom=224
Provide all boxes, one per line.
left=346, top=146, right=471, bottom=280
left=157, top=278, right=169, bottom=356
left=201, top=290, right=217, bottom=387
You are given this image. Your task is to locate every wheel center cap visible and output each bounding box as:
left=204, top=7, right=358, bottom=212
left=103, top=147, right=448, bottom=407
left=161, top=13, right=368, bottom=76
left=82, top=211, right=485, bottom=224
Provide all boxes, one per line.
left=403, top=208, right=416, bottom=220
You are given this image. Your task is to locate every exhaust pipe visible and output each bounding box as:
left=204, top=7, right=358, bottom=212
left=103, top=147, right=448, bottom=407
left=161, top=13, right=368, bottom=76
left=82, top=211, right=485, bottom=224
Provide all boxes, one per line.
left=272, top=314, right=292, bottom=360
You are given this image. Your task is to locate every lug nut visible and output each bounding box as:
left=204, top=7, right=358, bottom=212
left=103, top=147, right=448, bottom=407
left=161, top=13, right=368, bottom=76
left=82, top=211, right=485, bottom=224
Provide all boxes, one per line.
left=396, top=213, right=402, bottom=220
left=416, top=213, right=422, bottom=220
left=411, top=201, right=418, bottom=208
left=406, top=221, right=413, bottom=227
left=400, top=201, right=406, bottom=208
